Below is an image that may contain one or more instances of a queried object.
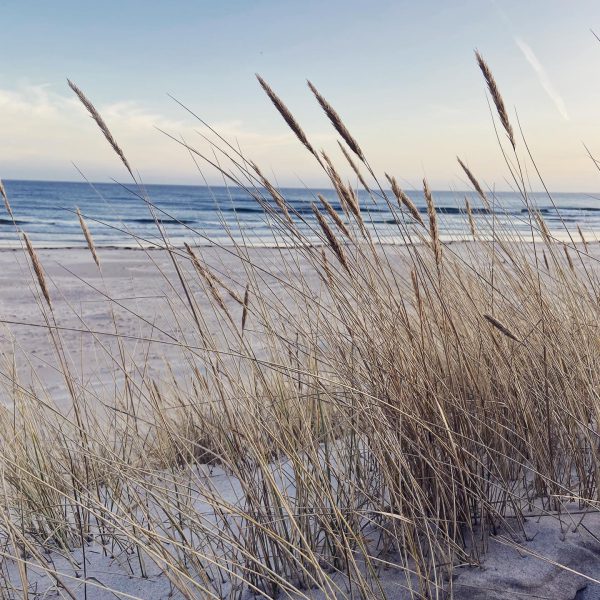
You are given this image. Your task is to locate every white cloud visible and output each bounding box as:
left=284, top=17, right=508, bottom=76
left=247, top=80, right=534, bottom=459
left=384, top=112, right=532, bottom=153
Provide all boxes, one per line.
left=515, top=37, right=570, bottom=121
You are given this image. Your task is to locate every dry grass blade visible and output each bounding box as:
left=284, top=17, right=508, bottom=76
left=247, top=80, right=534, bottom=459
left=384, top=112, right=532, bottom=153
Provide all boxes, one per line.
left=67, top=79, right=134, bottom=178
left=386, top=174, right=424, bottom=226
left=411, top=269, right=424, bottom=320
left=475, top=51, right=516, bottom=150
left=483, top=314, right=521, bottom=343
left=256, top=75, right=317, bottom=158
left=23, top=233, right=51, bottom=308
left=76, top=207, right=100, bottom=267
left=423, top=178, right=441, bottom=264
left=307, top=80, right=365, bottom=161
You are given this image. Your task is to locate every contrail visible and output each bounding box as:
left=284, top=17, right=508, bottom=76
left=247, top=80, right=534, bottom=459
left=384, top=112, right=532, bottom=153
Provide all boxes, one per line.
left=515, top=37, right=570, bottom=121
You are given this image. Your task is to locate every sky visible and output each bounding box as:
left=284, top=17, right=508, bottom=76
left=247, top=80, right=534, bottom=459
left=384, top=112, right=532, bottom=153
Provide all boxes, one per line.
left=2, top=0, right=600, bottom=191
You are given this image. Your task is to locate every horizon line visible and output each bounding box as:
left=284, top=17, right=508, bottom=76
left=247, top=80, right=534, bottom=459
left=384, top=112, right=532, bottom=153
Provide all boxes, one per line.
left=2, top=178, right=599, bottom=197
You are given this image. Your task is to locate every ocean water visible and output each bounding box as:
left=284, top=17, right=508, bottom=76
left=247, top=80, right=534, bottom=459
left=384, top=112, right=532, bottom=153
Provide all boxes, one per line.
left=0, top=179, right=599, bottom=248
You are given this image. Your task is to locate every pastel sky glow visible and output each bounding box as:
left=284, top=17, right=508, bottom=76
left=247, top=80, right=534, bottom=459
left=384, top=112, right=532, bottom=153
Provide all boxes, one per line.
left=3, top=0, right=600, bottom=191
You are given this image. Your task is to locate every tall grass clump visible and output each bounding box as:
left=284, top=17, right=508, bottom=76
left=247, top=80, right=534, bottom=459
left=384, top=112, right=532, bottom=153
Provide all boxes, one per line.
left=0, top=52, right=599, bottom=599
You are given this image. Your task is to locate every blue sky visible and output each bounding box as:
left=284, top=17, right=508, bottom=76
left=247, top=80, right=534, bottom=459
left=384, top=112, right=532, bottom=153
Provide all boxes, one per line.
left=3, top=0, right=600, bottom=190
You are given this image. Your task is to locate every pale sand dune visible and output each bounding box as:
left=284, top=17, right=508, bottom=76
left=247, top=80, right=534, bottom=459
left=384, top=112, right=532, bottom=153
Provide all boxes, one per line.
left=2, top=244, right=600, bottom=599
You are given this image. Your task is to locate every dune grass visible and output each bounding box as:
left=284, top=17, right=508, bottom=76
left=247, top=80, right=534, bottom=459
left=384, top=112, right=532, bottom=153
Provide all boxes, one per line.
left=0, top=53, right=599, bottom=599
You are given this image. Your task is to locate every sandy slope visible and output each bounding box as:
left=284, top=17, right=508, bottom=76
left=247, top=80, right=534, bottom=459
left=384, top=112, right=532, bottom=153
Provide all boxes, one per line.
left=2, top=244, right=600, bottom=599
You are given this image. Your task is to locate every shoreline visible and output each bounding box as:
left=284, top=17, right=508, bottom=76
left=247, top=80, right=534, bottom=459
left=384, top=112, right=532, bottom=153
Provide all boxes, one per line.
left=0, top=230, right=598, bottom=252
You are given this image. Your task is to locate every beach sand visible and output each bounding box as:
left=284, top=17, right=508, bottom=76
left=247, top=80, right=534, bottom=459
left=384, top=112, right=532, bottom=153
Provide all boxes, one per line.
left=0, top=245, right=306, bottom=410
left=4, top=240, right=600, bottom=408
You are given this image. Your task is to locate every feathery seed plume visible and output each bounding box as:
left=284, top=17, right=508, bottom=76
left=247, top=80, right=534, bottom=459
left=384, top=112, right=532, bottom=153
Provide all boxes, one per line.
left=256, top=75, right=317, bottom=159
left=320, top=248, right=334, bottom=285
left=185, top=243, right=229, bottom=313
left=207, top=270, right=243, bottom=304
left=465, top=198, right=476, bottom=238
left=251, top=162, right=292, bottom=223
left=577, top=225, right=589, bottom=251
left=68, top=79, right=134, bottom=178
left=185, top=245, right=242, bottom=303
left=241, top=283, right=250, bottom=333
left=563, top=244, right=574, bottom=270
left=76, top=207, right=100, bottom=267
left=423, top=178, right=441, bottom=265
left=347, top=185, right=364, bottom=221
left=536, top=212, right=552, bottom=244
left=475, top=51, right=516, bottom=150
left=23, top=233, right=51, bottom=308
left=411, top=269, right=424, bottom=320
left=307, top=80, right=365, bottom=161
left=321, top=151, right=359, bottom=218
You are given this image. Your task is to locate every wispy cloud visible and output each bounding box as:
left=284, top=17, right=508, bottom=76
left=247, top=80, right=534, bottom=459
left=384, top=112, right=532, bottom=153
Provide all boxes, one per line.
left=515, top=37, right=569, bottom=121
left=0, top=83, right=334, bottom=182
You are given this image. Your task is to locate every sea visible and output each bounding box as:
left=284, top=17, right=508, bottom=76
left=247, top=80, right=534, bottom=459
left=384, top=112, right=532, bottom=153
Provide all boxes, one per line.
left=0, top=180, right=599, bottom=249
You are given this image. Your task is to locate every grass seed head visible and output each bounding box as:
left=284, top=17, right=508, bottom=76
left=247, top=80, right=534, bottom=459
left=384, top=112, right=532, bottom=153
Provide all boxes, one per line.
left=0, top=180, right=13, bottom=217
left=256, top=75, right=317, bottom=159
left=241, top=283, right=250, bottom=332
left=475, top=51, right=516, bottom=150
left=68, top=79, right=134, bottom=178
left=423, top=178, right=441, bottom=265
left=307, top=80, right=365, bottom=161
left=23, top=233, right=51, bottom=308
left=76, top=207, right=100, bottom=267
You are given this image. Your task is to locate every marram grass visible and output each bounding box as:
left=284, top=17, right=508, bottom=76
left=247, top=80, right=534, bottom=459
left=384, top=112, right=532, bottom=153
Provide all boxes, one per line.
left=0, top=52, right=599, bottom=599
